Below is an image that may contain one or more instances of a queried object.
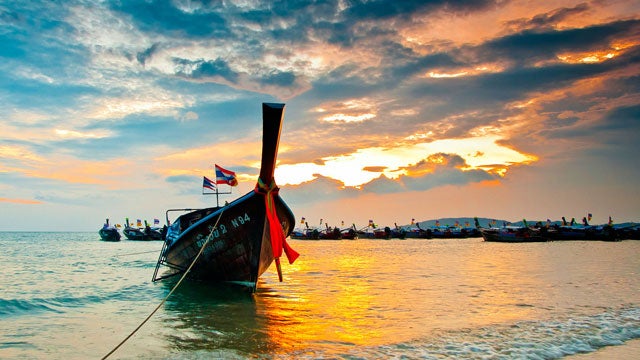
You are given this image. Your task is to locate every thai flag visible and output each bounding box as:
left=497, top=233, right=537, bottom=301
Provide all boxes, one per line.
left=215, top=164, right=238, bottom=186
left=203, top=176, right=216, bottom=190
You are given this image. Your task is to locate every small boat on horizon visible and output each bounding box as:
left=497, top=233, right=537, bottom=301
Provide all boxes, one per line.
left=152, top=103, right=298, bottom=292
left=99, top=218, right=121, bottom=242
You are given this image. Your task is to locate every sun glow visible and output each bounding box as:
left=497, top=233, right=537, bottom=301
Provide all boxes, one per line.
left=276, top=135, right=537, bottom=187
left=321, top=113, right=376, bottom=123
left=428, top=71, right=468, bottom=78
left=557, top=51, right=618, bottom=64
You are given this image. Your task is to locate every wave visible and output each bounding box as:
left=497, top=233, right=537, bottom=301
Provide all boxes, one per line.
left=281, top=306, right=640, bottom=359
left=0, top=283, right=161, bottom=317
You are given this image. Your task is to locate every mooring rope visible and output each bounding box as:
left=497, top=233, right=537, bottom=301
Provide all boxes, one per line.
left=112, top=249, right=160, bottom=257
left=101, top=208, right=226, bottom=360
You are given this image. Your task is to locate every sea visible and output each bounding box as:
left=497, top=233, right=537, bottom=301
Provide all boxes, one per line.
left=1, top=232, right=639, bottom=360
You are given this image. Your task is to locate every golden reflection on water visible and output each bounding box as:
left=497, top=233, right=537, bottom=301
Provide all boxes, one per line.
left=255, top=252, right=382, bottom=352
left=252, top=239, right=568, bottom=354
left=157, top=239, right=640, bottom=356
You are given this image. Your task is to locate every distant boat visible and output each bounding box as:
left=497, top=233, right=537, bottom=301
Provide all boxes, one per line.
left=548, top=217, right=619, bottom=241
left=390, top=223, right=407, bottom=239
left=99, top=219, right=121, bottom=242
left=475, top=218, right=548, bottom=243
left=429, top=226, right=468, bottom=239
left=340, top=224, right=359, bottom=240
left=290, top=222, right=320, bottom=240
left=358, top=225, right=391, bottom=239
left=617, top=224, right=640, bottom=240
left=123, top=218, right=163, bottom=241
left=152, top=103, right=298, bottom=292
left=319, top=224, right=342, bottom=240
left=403, top=223, right=432, bottom=239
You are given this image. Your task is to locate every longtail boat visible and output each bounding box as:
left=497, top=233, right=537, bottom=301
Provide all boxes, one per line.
left=152, top=103, right=298, bottom=292
left=475, top=218, right=548, bottom=243
left=99, top=218, right=121, bottom=242
left=123, top=218, right=163, bottom=240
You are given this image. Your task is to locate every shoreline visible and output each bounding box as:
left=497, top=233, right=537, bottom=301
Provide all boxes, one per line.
left=565, top=338, right=640, bottom=359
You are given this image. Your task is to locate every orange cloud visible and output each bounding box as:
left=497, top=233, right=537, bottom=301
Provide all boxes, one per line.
left=0, top=197, right=43, bottom=204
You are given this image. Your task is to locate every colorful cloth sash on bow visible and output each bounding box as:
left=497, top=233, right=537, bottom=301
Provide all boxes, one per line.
left=255, top=178, right=299, bottom=281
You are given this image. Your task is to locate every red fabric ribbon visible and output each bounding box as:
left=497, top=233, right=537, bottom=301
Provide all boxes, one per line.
left=256, top=179, right=299, bottom=264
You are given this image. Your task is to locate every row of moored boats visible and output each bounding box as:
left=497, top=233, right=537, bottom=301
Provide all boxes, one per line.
left=290, top=217, right=640, bottom=242
left=98, top=218, right=167, bottom=242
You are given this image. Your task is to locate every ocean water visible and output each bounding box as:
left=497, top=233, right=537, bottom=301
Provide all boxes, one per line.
left=1, top=232, right=639, bottom=359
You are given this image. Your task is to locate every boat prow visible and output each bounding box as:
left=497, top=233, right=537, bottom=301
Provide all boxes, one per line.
left=152, top=103, right=297, bottom=292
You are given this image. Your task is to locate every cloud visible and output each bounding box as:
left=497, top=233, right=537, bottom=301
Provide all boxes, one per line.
left=109, top=0, right=230, bottom=38
left=504, top=3, right=591, bottom=31
left=1, top=0, right=639, bottom=229
left=0, top=197, right=43, bottom=204
left=137, top=43, right=160, bottom=65
left=282, top=153, right=498, bottom=205
left=176, top=57, right=239, bottom=83
left=282, top=175, right=359, bottom=204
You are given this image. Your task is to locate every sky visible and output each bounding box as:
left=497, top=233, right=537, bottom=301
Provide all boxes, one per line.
left=1, top=0, right=639, bottom=231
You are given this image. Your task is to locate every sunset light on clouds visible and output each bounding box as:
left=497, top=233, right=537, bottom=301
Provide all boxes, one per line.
left=1, top=0, right=639, bottom=230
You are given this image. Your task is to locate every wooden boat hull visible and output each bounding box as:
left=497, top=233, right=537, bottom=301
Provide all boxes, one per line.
left=159, top=190, right=294, bottom=286
left=548, top=226, right=619, bottom=241
left=153, top=103, right=297, bottom=291
left=480, top=228, right=548, bottom=243
left=290, top=229, right=320, bottom=240
left=123, top=228, right=162, bottom=241
left=99, top=228, right=121, bottom=242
